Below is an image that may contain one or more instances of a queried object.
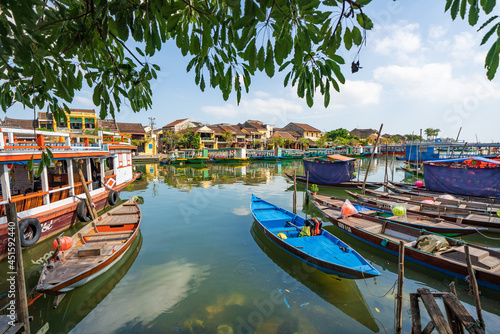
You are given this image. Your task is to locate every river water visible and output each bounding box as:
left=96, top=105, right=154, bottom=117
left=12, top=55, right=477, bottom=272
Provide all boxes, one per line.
left=1, top=157, right=500, bottom=333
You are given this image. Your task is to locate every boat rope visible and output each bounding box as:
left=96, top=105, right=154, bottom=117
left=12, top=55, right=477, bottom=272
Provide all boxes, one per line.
left=361, top=271, right=398, bottom=298
left=474, top=228, right=500, bottom=240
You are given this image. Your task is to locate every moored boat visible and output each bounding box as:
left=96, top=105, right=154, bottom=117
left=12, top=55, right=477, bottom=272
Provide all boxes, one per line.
left=346, top=190, right=500, bottom=232
left=36, top=196, right=141, bottom=295
left=250, top=195, right=380, bottom=279
left=311, top=198, right=500, bottom=292
left=0, top=127, right=140, bottom=261
left=285, top=172, right=383, bottom=189
left=310, top=191, right=481, bottom=236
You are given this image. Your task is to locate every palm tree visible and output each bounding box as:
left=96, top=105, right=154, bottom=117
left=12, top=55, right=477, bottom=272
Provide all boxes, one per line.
left=222, top=130, right=234, bottom=147
left=284, top=138, right=295, bottom=148
left=316, top=135, right=327, bottom=148
left=269, top=137, right=284, bottom=148
left=424, top=128, right=433, bottom=140
left=298, top=137, right=309, bottom=150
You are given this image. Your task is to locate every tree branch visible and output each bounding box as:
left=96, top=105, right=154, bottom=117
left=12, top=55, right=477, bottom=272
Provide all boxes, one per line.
left=35, top=11, right=90, bottom=32
left=109, top=32, right=144, bottom=66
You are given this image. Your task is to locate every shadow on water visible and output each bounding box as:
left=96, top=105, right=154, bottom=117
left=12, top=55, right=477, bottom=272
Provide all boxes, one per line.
left=250, top=223, right=381, bottom=333
left=28, top=232, right=143, bottom=334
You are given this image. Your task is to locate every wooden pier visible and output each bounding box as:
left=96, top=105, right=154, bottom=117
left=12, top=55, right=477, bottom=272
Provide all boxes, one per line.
left=410, top=287, right=484, bottom=334
left=0, top=316, right=24, bottom=333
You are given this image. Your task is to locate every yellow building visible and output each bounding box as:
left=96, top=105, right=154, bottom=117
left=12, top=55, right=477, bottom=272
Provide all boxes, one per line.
left=38, top=109, right=98, bottom=131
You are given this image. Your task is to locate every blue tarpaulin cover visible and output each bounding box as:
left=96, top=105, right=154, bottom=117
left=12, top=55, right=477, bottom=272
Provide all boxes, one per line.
left=424, top=159, right=500, bottom=197
left=303, top=157, right=354, bottom=185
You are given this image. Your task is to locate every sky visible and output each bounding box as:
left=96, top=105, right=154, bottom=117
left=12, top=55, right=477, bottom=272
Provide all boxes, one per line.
left=6, top=1, right=500, bottom=142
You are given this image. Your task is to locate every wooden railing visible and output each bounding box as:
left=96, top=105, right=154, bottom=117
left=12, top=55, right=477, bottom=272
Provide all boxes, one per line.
left=1, top=181, right=96, bottom=217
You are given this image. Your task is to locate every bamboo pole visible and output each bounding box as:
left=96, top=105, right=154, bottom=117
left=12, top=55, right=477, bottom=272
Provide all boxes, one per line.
left=465, top=245, right=485, bottom=330
left=305, top=171, right=309, bottom=205
left=78, top=168, right=98, bottom=220
left=455, top=127, right=462, bottom=142
left=458, top=142, right=468, bottom=159
left=391, top=152, right=395, bottom=182
left=293, top=170, right=297, bottom=214
left=6, top=203, right=30, bottom=334
left=362, top=124, right=383, bottom=194
left=396, top=240, right=405, bottom=334
left=416, top=129, right=422, bottom=179
left=384, top=143, right=388, bottom=191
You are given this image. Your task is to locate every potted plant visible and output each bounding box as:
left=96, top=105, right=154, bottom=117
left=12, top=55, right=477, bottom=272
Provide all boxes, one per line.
left=310, top=184, right=319, bottom=195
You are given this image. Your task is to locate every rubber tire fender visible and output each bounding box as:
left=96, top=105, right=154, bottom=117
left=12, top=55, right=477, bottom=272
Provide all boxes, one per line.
left=76, top=200, right=92, bottom=222
left=136, top=171, right=143, bottom=181
left=19, top=218, right=42, bottom=248
left=108, top=190, right=119, bottom=206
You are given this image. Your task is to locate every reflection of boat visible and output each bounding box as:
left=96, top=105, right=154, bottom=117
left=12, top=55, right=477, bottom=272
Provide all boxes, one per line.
left=251, top=195, right=380, bottom=278
left=312, top=199, right=500, bottom=292
left=30, top=232, right=142, bottom=333
left=285, top=173, right=382, bottom=189
left=36, top=197, right=141, bottom=295
left=250, top=223, right=380, bottom=333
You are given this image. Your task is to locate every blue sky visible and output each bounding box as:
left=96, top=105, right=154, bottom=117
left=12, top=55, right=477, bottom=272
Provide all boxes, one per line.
left=6, top=1, right=500, bottom=141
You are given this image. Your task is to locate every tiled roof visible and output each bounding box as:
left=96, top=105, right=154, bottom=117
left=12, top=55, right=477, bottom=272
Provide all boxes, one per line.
left=97, top=119, right=119, bottom=132
left=287, top=131, right=301, bottom=138
left=289, top=122, right=321, bottom=132
left=37, top=112, right=53, bottom=121
left=117, top=122, right=145, bottom=134
left=207, top=125, right=225, bottom=134
left=2, top=117, right=37, bottom=130
left=272, top=131, right=296, bottom=140
left=163, top=118, right=189, bottom=128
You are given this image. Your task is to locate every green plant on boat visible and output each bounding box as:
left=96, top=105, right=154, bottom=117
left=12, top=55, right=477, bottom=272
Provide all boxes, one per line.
left=310, top=184, right=319, bottom=194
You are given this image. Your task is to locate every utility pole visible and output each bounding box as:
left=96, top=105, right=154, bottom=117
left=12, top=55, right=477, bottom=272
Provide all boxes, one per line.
left=148, top=117, right=156, bottom=136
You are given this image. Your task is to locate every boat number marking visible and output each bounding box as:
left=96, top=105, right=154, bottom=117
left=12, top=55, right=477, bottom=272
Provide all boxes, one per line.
left=337, top=222, right=351, bottom=232
left=41, top=220, right=54, bottom=233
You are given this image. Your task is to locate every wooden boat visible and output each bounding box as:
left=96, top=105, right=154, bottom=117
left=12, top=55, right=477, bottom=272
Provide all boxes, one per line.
left=346, top=190, right=500, bottom=232
left=250, top=195, right=380, bottom=279
left=387, top=181, right=500, bottom=205
left=36, top=196, right=141, bottom=295
left=363, top=188, right=500, bottom=213
left=284, top=173, right=383, bottom=189
left=0, top=127, right=140, bottom=261
left=310, top=191, right=481, bottom=236
left=311, top=199, right=500, bottom=292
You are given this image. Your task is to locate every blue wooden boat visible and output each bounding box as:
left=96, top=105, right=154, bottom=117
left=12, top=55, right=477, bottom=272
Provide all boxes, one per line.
left=250, top=195, right=380, bottom=279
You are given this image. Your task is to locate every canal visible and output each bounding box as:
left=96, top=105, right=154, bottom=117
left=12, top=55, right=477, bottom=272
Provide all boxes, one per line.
left=1, top=157, right=500, bottom=333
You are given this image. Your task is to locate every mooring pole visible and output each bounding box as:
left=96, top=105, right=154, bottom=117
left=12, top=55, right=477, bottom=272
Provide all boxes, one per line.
left=293, top=170, right=297, bottom=214
left=384, top=143, right=388, bottom=191
left=6, top=203, right=30, bottom=334
left=78, top=168, right=97, bottom=220
left=465, top=245, right=485, bottom=330
left=362, top=124, right=383, bottom=194
left=305, top=171, right=309, bottom=204
left=458, top=142, right=468, bottom=159
left=455, top=127, right=462, bottom=142
left=396, top=240, right=405, bottom=334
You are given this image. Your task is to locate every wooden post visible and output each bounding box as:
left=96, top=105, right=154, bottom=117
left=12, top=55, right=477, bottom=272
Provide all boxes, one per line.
left=458, top=142, right=468, bottom=159
left=410, top=293, right=422, bottom=334
left=464, top=245, right=485, bottom=330
left=449, top=282, right=457, bottom=296
left=416, top=129, right=422, bottom=179
left=384, top=143, right=388, bottom=191
left=396, top=240, right=405, bottom=334
left=362, top=124, right=383, bottom=194
left=391, top=152, right=396, bottom=182
left=455, top=127, right=462, bottom=142
left=78, top=169, right=98, bottom=220
left=305, top=171, right=309, bottom=204
left=6, top=203, right=30, bottom=334
left=293, top=170, right=297, bottom=214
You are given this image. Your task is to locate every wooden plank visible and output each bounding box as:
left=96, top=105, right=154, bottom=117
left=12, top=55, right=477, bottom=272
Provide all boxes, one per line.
left=410, top=293, right=422, bottom=334
left=422, top=321, right=435, bottom=334
left=444, top=295, right=464, bottom=334
left=4, top=323, right=24, bottom=334
left=442, top=294, right=484, bottom=334
left=82, top=231, right=133, bottom=238
left=417, top=288, right=453, bottom=334
left=0, top=316, right=12, bottom=334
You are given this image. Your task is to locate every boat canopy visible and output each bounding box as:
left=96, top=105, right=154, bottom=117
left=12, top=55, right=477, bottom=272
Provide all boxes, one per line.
left=304, top=156, right=354, bottom=184
left=425, top=157, right=500, bottom=165
left=327, top=155, right=355, bottom=162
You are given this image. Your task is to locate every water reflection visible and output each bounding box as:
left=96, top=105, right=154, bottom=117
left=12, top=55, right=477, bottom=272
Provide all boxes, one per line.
left=251, top=223, right=381, bottom=333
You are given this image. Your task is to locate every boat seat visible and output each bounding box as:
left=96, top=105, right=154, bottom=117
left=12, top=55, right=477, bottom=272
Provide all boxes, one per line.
left=268, top=227, right=297, bottom=233
left=363, top=225, right=383, bottom=233
left=82, top=231, right=133, bottom=238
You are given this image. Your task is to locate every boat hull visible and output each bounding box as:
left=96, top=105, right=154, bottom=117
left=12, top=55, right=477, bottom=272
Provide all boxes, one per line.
left=313, top=202, right=500, bottom=292
left=285, top=173, right=382, bottom=189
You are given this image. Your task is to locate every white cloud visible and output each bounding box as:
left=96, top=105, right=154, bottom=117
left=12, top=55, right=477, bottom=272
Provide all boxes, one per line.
left=372, top=23, right=422, bottom=61
left=232, top=207, right=250, bottom=216
left=373, top=63, right=500, bottom=103
left=201, top=95, right=303, bottom=125
left=450, top=32, right=484, bottom=65
left=312, top=80, right=382, bottom=110
left=428, top=25, right=447, bottom=40
left=74, top=96, right=94, bottom=106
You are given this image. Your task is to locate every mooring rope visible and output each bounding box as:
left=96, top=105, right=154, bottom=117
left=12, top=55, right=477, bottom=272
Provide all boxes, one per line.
left=361, top=270, right=398, bottom=298
left=474, top=228, right=500, bottom=240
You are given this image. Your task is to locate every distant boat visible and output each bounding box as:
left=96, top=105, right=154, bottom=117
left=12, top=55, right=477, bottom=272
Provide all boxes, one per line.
left=36, top=197, right=141, bottom=296
left=311, top=198, right=500, bottom=292
left=250, top=195, right=380, bottom=279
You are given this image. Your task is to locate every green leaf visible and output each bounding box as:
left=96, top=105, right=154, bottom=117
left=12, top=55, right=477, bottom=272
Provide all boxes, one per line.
left=46, top=147, right=54, bottom=161
left=487, top=51, right=499, bottom=79
left=27, top=155, right=34, bottom=171
left=257, top=46, right=265, bottom=71
left=356, top=14, right=373, bottom=30
left=468, top=0, right=480, bottom=25
left=36, top=161, right=44, bottom=178
left=352, top=27, right=362, bottom=46
left=451, top=0, right=461, bottom=20
left=306, top=88, right=313, bottom=108
left=478, top=15, right=499, bottom=31
left=460, top=0, right=467, bottom=20
left=445, top=0, right=455, bottom=11
left=265, top=41, right=274, bottom=77
left=481, top=23, right=500, bottom=45
left=480, top=0, right=497, bottom=14
left=344, top=27, right=352, bottom=50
